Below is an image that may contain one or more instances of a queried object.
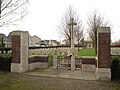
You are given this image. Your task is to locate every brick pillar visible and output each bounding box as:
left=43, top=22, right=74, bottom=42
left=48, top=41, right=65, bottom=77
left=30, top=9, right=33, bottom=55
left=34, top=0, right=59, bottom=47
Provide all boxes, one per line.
left=11, top=31, right=29, bottom=73
left=96, top=27, right=111, bottom=80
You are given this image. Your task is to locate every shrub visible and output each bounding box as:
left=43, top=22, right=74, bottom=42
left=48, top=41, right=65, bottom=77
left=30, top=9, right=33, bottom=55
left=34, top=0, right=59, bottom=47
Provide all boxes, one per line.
left=111, top=57, right=120, bottom=81
left=0, top=54, right=11, bottom=71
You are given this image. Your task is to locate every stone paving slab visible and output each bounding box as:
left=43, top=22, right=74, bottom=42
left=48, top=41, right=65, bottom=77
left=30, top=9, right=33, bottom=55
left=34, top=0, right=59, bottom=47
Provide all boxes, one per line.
left=24, top=68, right=97, bottom=80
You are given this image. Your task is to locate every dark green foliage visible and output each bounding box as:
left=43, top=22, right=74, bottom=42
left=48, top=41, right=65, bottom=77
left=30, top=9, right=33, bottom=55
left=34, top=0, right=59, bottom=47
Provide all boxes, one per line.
left=0, top=54, right=11, bottom=71
left=0, top=37, right=5, bottom=48
left=111, top=57, right=120, bottom=81
left=0, top=43, right=5, bottom=47
left=111, top=56, right=120, bottom=61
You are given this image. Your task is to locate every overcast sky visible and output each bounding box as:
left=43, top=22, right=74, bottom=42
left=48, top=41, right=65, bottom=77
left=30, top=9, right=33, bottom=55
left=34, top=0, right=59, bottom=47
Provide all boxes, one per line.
left=2, top=0, right=120, bottom=42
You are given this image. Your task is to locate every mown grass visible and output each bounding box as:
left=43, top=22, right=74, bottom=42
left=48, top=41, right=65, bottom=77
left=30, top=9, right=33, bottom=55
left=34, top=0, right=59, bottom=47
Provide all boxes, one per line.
left=78, top=48, right=96, bottom=56
left=0, top=72, right=31, bottom=90
left=0, top=72, right=51, bottom=90
left=0, top=71, right=120, bottom=90
left=99, top=81, right=120, bottom=90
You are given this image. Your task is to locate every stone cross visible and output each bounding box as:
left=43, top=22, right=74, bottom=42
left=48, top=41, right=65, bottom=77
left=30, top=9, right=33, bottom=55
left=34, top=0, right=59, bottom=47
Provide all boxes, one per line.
left=68, top=18, right=77, bottom=48
left=68, top=18, right=77, bottom=70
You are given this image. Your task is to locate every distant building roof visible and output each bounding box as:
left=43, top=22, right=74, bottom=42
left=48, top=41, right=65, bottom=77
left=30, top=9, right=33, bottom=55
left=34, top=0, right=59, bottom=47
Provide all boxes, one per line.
left=51, top=40, right=59, bottom=43
left=112, top=43, right=120, bottom=46
left=7, top=32, right=12, bottom=42
left=0, top=33, right=9, bottom=41
left=31, top=35, right=41, bottom=42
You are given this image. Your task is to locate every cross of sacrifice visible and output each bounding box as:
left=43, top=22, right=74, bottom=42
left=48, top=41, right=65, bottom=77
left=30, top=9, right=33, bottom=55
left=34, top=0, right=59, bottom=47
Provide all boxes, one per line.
left=68, top=18, right=77, bottom=48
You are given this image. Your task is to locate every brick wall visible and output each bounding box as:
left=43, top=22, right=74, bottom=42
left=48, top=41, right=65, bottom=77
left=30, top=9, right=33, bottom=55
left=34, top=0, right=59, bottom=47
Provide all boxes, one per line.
left=12, top=35, right=20, bottom=63
left=98, top=32, right=110, bottom=68
left=82, top=58, right=96, bottom=65
left=29, top=56, right=48, bottom=64
left=28, top=55, right=48, bottom=70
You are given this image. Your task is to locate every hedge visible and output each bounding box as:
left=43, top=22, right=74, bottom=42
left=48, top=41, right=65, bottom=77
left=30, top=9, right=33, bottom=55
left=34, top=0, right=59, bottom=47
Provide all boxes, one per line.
left=0, top=54, right=11, bottom=71
left=111, top=57, right=120, bottom=81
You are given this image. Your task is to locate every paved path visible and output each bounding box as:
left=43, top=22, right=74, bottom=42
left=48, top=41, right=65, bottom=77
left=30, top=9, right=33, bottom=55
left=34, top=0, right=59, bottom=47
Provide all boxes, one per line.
left=24, top=68, right=97, bottom=80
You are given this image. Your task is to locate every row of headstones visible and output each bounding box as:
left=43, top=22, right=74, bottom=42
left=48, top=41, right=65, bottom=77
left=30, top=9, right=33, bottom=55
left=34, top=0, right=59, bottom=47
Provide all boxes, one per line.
left=111, top=47, right=120, bottom=55
left=29, top=48, right=77, bottom=56
left=0, top=46, right=118, bottom=55
left=29, top=48, right=70, bottom=56
left=29, top=49, right=54, bottom=55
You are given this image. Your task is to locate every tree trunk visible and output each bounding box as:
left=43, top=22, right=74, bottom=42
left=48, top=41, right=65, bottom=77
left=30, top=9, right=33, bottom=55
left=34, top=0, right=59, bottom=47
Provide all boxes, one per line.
left=0, top=0, right=1, bottom=17
left=95, top=37, right=97, bottom=55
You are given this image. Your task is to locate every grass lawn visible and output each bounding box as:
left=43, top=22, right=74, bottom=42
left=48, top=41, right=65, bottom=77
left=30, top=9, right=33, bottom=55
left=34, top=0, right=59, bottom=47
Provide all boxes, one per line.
left=78, top=48, right=96, bottom=56
left=0, top=72, right=29, bottom=90
left=0, top=71, right=120, bottom=90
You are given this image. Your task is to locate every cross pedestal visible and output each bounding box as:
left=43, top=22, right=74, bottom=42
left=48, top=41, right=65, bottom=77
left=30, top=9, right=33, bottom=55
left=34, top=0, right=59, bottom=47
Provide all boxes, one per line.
left=70, top=48, right=76, bottom=70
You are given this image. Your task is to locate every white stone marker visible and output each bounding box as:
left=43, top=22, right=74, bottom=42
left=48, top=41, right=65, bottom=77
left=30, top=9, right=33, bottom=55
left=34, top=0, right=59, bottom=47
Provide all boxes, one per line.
left=53, top=55, right=58, bottom=69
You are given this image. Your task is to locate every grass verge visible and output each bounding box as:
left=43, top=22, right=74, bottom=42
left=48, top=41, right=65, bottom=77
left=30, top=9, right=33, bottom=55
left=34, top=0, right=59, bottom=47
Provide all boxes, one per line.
left=0, top=71, right=120, bottom=90
left=0, top=72, right=30, bottom=90
left=78, top=48, right=96, bottom=56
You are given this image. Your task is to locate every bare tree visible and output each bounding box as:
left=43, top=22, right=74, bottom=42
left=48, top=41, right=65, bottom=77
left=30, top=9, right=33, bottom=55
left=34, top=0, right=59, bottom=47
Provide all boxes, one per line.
left=74, top=22, right=84, bottom=51
left=0, top=0, right=29, bottom=27
left=87, top=10, right=109, bottom=54
left=58, top=6, right=83, bottom=47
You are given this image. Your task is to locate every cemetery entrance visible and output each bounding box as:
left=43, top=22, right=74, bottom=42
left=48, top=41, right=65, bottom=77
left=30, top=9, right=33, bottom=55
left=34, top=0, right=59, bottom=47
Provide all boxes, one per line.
left=57, top=56, right=82, bottom=70
left=11, top=27, right=111, bottom=80
left=57, top=56, right=71, bottom=70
